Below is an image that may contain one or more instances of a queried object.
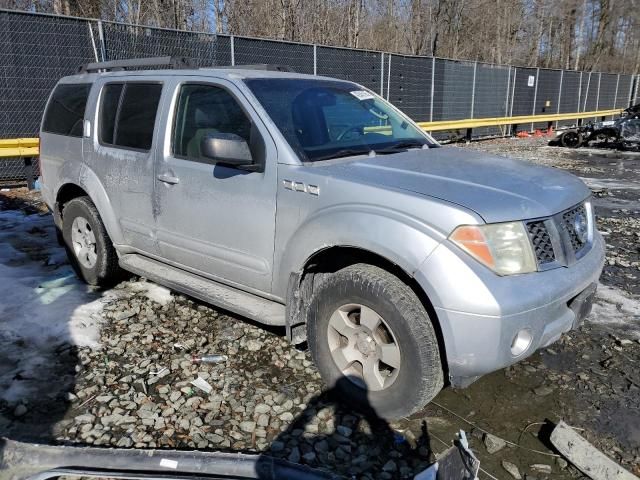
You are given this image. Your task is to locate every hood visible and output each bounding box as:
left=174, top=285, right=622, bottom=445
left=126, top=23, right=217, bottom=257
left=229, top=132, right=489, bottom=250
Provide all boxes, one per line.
left=312, top=147, right=590, bottom=223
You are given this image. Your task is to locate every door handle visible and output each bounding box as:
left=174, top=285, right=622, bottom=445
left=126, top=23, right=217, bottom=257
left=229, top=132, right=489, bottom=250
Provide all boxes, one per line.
left=157, top=173, right=180, bottom=185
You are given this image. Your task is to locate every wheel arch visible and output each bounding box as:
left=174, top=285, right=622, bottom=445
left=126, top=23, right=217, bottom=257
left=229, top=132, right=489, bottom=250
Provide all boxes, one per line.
left=286, top=245, right=450, bottom=382
left=54, top=177, right=124, bottom=246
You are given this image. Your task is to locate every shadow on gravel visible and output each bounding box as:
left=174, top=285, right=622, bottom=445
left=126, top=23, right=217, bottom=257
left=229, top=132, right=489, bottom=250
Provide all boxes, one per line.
left=0, top=192, right=82, bottom=445
left=257, top=376, right=435, bottom=478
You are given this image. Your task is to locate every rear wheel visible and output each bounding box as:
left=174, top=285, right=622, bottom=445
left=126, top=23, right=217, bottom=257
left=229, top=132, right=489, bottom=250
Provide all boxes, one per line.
left=62, top=196, right=121, bottom=286
left=307, top=263, right=443, bottom=419
left=560, top=131, right=582, bottom=148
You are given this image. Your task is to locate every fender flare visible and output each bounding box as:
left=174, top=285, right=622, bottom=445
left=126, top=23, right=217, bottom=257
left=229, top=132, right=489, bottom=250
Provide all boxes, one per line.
left=273, top=204, right=445, bottom=298
left=56, top=163, right=125, bottom=245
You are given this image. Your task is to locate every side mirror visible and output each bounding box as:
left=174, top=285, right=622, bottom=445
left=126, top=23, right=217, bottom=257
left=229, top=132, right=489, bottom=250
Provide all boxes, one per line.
left=200, top=132, right=256, bottom=169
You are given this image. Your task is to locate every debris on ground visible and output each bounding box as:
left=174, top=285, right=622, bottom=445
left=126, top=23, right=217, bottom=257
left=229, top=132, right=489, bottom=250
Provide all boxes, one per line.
left=550, top=421, right=639, bottom=480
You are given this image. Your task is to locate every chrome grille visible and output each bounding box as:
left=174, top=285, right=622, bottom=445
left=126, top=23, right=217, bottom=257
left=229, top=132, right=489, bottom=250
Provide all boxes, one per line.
left=526, top=221, right=555, bottom=264
left=561, top=204, right=588, bottom=252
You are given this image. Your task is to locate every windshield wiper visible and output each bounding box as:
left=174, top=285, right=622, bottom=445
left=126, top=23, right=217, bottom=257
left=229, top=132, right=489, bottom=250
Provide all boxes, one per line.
left=374, top=140, right=428, bottom=154
left=311, top=148, right=372, bottom=161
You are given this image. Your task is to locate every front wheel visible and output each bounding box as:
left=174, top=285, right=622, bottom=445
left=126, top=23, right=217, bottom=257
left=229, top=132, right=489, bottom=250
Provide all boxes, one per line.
left=307, top=264, right=443, bottom=419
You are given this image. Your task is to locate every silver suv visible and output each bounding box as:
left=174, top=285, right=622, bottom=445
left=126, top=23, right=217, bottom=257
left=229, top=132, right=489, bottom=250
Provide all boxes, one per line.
left=39, top=58, right=605, bottom=419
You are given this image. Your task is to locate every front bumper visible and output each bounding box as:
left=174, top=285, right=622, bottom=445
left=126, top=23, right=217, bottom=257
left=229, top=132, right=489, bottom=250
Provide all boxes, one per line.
left=415, top=232, right=605, bottom=387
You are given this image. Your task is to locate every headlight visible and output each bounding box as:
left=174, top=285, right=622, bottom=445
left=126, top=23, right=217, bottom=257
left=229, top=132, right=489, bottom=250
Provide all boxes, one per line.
left=450, top=222, right=537, bottom=275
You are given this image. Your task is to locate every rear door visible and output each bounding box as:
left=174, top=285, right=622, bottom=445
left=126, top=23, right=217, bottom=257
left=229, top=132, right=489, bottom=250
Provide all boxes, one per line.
left=153, top=77, right=278, bottom=294
left=87, top=78, right=165, bottom=254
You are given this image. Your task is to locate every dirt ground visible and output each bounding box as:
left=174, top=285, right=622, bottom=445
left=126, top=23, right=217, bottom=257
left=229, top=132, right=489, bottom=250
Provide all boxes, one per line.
left=1, top=138, right=639, bottom=479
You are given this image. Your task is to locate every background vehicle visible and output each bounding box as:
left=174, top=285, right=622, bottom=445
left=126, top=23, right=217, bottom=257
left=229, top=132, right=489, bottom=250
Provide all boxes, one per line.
left=551, top=103, right=640, bottom=149
left=39, top=58, right=605, bottom=419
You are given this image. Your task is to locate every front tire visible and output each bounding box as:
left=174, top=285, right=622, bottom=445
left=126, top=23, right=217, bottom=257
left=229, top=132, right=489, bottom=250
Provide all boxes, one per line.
left=307, top=264, right=443, bottom=419
left=62, top=196, right=121, bottom=286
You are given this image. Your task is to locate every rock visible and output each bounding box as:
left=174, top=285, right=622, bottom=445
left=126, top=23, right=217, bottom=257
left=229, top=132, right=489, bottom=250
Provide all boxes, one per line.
left=271, top=441, right=285, bottom=452
left=502, top=460, right=522, bottom=479
left=530, top=464, right=552, bottom=474
left=533, top=386, right=555, bottom=396
left=288, top=447, right=301, bottom=463
left=484, top=433, right=507, bottom=454
left=337, top=425, right=353, bottom=437
left=116, top=437, right=133, bottom=447
left=13, top=405, right=27, bottom=417
left=555, top=458, right=568, bottom=470
left=254, top=403, right=271, bottom=414
left=257, top=413, right=270, bottom=427
left=382, top=460, right=397, bottom=472
left=74, top=414, right=95, bottom=424
left=245, top=339, right=261, bottom=351
left=240, top=421, right=256, bottom=433
left=302, top=452, right=316, bottom=463
left=279, top=412, right=294, bottom=422
left=314, top=440, right=329, bottom=453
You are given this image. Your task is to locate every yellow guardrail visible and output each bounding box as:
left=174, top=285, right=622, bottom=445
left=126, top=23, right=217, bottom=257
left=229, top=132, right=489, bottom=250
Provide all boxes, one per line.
left=0, top=107, right=624, bottom=159
left=417, top=109, right=622, bottom=132
left=0, top=137, right=40, bottom=158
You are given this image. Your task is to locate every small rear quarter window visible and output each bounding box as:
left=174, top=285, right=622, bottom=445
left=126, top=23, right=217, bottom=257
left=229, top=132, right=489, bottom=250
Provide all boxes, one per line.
left=42, top=83, right=91, bottom=137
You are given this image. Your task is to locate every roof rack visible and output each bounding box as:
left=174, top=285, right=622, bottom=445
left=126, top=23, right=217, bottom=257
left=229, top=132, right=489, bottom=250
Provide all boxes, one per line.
left=225, top=64, right=294, bottom=72
left=78, top=56, right=194, bottom=73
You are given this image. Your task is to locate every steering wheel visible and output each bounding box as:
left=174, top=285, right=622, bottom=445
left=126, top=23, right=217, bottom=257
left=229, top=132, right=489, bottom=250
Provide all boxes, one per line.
left=336, top=125, right=364, bottom=141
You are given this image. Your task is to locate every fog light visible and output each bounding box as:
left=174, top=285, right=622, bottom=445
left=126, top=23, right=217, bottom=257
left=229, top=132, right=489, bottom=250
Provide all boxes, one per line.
left=511, top=329, right=533, bottom=356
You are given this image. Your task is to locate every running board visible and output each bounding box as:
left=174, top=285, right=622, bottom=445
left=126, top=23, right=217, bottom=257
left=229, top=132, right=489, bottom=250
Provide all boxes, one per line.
left=119, top=254, right=285, bottom=326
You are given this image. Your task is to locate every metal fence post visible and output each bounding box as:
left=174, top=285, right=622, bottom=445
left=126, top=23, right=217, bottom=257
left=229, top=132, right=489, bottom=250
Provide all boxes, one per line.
left=504, top=66, right=512, bottom=136
left=87, top=22, right=99, bottom=62
left=470, top=61, right=477, bottom=119
left=386, top=54, right=391, bottom=101
left=313, top=45, right=317, bottom=76
left=430, top=57, right=435, bottom=122
left=613, top=73, right=620, bottom=115
left=531, top=67, right=539, bottom=131
left=23, top=158, right=35, bottom=190
left=379, top=53, right=384, bottom=95
left=97, top=20, right=107, bottom=62
left=555, top=69, right=563, bottom=129
left=577, top=71, right=583, bottom=113
left=509, top=67, right=517, bottom=135
left=595, top=72, right=601, bottom=113
left=582, top=72, right=591, bottom=113
left=230, top=36, right=235, bottom=66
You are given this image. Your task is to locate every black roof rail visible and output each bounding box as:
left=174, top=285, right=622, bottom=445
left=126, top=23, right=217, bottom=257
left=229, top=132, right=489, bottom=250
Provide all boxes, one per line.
left=78, top=56, right=194, bottom=73
left=225, top=64, right=294, bottom=72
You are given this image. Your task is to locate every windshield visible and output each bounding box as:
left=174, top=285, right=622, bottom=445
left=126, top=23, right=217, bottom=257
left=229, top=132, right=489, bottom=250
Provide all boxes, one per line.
left=244, top=78, right=436, bottom=162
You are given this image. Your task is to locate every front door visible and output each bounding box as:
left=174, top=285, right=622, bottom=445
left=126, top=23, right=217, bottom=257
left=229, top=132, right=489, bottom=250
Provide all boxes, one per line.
left=154, top=79, right=278, bottom=294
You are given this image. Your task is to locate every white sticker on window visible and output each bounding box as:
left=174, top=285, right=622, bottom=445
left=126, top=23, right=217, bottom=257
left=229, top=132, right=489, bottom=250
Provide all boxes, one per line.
left=527, top=75, right=535, bottom=87
left=350, top=90, right=375, bottom=101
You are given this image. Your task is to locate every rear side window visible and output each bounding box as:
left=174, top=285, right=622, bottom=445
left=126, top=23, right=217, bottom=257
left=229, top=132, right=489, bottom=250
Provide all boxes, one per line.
left=42, top=83, right=91, bottom=137
left=99, top=83, right=162, bottom=151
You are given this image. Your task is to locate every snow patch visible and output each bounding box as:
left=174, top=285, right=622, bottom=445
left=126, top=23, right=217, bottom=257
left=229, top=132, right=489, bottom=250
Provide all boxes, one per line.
left=127, top=281, right=173, bottom=306
left=588, top=284, right=640, bottom=339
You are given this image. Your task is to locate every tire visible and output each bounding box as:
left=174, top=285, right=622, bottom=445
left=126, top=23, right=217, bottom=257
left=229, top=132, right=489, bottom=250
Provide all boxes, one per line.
left=307, top=263, right=443, bottom=419
left=62, top=196, right=121, bottom=286
left=560, top=131, right=582, bottom=148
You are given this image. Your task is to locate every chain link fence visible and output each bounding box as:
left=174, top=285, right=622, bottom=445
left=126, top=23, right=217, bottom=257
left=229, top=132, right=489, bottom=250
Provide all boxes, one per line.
left=1, top=8, right=639, bottom=183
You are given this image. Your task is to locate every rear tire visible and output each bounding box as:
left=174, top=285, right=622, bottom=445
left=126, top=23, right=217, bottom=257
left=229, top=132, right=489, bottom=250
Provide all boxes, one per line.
left=307, top=263, right=443, bottom=419
left=62, top=196, right=121, bottom=286
left=560, top=131, right=582, bottom=148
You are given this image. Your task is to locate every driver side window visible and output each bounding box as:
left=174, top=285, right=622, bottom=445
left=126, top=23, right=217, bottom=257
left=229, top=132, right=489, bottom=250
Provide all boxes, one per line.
left=173, top=84, right=251, bottom=161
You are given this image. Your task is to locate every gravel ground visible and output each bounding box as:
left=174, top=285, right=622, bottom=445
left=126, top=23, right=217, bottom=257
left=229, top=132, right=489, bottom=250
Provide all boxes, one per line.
left=1, top=139, right=639, bottom=479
